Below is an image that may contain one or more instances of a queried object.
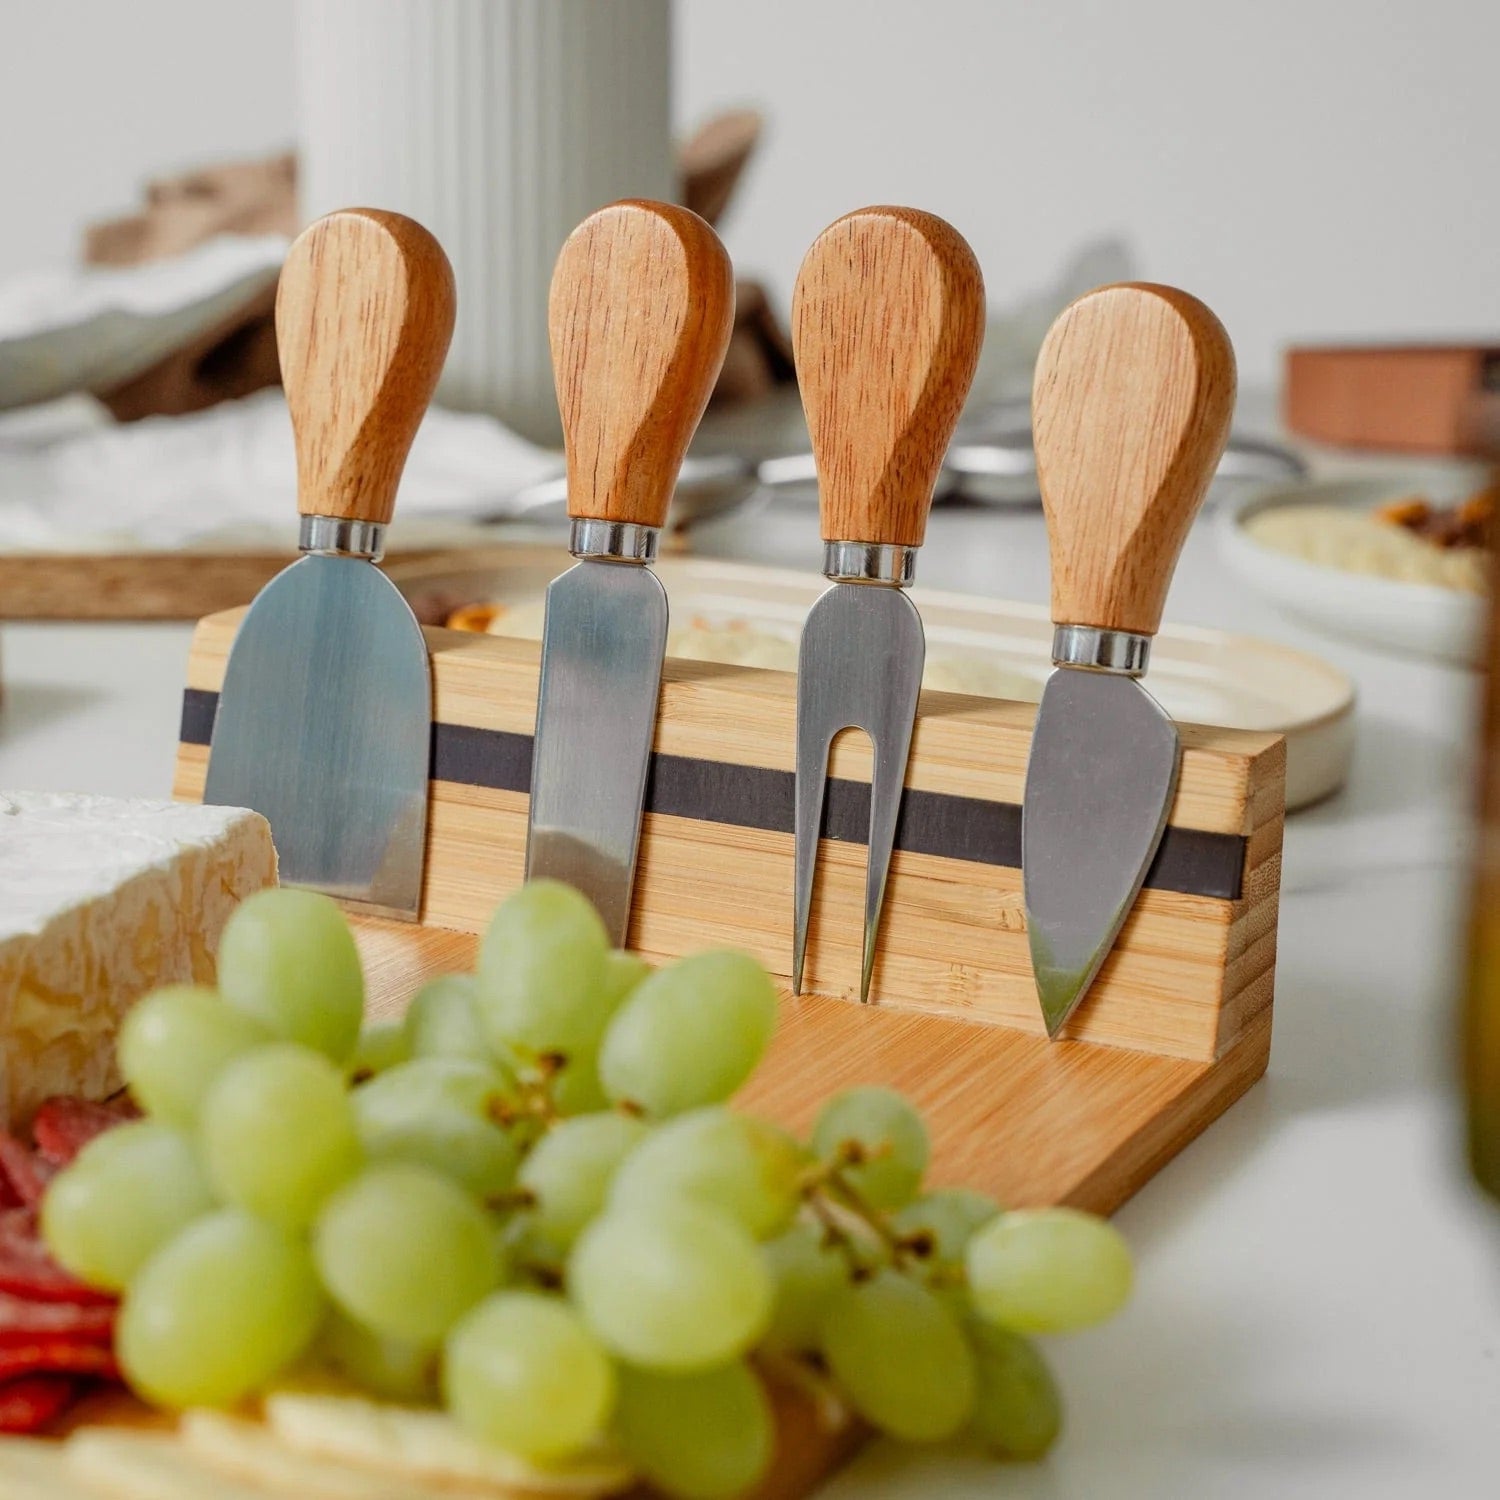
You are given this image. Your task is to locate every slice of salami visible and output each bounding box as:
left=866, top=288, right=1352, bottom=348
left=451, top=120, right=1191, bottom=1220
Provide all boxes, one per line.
left=0, top=1211, right=114, bottom=1306
left=0, top=1372, right=77, bottom=1433
left=0, top=1137, right=51, bottom=1210
left=0, top=1339, right=119, bottom=1382
left=31, top=1097, right=137, bottom=1168
left=0, top=1292, right=114, bottom=1343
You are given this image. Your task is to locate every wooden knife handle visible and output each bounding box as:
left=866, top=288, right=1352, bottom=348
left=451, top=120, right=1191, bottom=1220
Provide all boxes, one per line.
left=277, top=208, right=456, bottom=526
left=792, top=206, right=985, bottom=548
left=1032, top=282, right=1236, bottom=636
left=549, top=200, right=735, bottom=529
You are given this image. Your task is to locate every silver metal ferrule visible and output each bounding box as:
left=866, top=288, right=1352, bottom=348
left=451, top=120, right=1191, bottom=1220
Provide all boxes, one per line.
left=569, top=519, right=660, bottom=563
left=823, top=541, right=917, bottom=586
left=298, top=515, right=386, bottom=561
left=1052, top=624, right=1152, bottom=676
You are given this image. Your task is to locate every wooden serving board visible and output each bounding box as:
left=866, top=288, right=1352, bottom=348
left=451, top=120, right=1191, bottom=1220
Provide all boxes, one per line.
left=0, top=544, right=466, bottom=621
left=350, top=920, right=1271, bottom=1217
left=154, top=575, right=1285, bottom=1497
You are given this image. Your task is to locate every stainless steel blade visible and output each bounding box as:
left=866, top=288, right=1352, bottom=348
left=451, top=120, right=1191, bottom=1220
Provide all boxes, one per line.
left=526, top=559, right=668, bottom=946
left=794, top=581, right=924, bottom=1000
left=204, top=555, right=431, bottom=919
left=1022, top=668, right=1181, bottom=1035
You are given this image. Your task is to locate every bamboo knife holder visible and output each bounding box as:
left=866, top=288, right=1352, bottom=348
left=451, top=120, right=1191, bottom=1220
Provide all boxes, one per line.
left=176, top=608, right=1283, bottom=1072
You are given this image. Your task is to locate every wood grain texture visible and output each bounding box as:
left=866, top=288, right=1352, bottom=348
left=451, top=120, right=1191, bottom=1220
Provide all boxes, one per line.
left=179, top=607, right=1285, bottom=1063
left=1033, top=282, right=1236, bottom=635
left=549, top=200, right=735, bottom=528
left=792, top=207, right=985, bottom=547
left=277, top=208, right=456, bottom=525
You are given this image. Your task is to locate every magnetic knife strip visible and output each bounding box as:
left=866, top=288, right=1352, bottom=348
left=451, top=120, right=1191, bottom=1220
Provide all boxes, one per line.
left=180, top=689, right=1244, bottom=903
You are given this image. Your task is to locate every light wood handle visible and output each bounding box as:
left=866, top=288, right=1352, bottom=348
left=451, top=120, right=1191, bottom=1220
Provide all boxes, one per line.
left=549, top=200, right=735, bottom=529
left=791, top=206, right=985, bottom=548
left=277, top=208, right=456, bottom=526
left=1032, top=282, right=1236, bottom=636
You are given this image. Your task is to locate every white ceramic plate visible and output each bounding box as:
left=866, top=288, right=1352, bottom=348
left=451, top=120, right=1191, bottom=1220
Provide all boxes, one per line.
left=394, top=550, right=1356, bottom=811
left=1217, top=465, right=1491, bottom=667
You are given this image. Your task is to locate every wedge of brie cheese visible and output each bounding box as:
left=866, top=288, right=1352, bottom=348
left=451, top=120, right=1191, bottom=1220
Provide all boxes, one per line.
left=0, top=791, right=276, bottom=1129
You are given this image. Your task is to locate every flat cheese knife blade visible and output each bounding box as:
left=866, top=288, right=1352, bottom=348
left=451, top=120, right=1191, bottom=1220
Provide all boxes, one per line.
left=526, top=200, right=734, bottom=944
left=203, top=209, right=455, bottom=918
left=790, top=207, right=985, bottom=1000
left=1022, top=282, right=1236, bottom=1036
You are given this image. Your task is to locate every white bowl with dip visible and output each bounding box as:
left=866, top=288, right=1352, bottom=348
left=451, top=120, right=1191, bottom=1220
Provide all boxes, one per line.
left=1218, top=468, right=1491, bottom=667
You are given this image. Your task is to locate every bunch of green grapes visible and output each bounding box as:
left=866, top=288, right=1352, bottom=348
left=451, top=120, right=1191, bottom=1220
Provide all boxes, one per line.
left=42, top=881, right=1134, bottom=1499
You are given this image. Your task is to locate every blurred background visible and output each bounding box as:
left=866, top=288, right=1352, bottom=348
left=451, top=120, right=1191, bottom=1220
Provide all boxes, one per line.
left=2, top=0, right=1494, bottom=389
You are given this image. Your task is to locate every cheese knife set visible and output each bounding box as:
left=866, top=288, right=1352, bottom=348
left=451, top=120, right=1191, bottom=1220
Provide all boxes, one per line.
left=196, top=197, right=1255, bottom=1049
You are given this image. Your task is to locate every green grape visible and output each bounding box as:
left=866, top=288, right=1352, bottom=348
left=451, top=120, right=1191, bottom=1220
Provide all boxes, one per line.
left=517, top=1113, right=648, bottom=1251
left=811, top=1086, right=928, bottom=1209
left=600, top=950, right=651, bottom=1014
left=609, top=1107, right=805, bottom=1238
left=41, top=1121, right=214, bottom=1292
left=117, top=1209, right=324, bottom=1408
left=354, top=1056, right=515, bottom=1126
left=405, top=974, right=489, bottom=1060
left=199, top=1044, right=363, bottom=1230
left=761, top=1222, right=846, bottom=1353
left=614, top=1361, right=772, bottom=1500
left=361, top=1105, right=520, bottom=1201
left=892, top=1188, right=1000, bottom=1268
left=966, top=1319, right=1062, bottom=1460
left=444, top=1291, right=615, bottom=1462
left=349, top=1020, right=410, bottom=1081
left=216, top=888, right=364, bottom=1064
left=550, top=1047, right=609, bottom=1116
left=569, top=1203, right=771, bottom=1372
left=819, top=1268, right=975, bottom=1442
left=599, top=952, right=777, bottom=1117
left=315, top=1164, right=501, bottom=1344
left=321, top=1308, right=439, bottom=1404
left=965, top=1207, right=1133, bottom=1335
left=475, top=880, right=610, bottom=1057
left=117, top=984, right=272, bottom=1125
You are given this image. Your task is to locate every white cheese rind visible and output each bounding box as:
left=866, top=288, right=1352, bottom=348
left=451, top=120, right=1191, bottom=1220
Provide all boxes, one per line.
left=0, top=791, right=277, bottom=1128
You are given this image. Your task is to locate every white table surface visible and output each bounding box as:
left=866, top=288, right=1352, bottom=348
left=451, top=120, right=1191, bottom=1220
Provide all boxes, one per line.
left=2, top=472, right=1498, bottom=1497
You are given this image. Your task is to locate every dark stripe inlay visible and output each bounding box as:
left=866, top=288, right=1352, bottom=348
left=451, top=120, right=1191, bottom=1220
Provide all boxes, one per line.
left=180, top=687, right=1244, bottom=901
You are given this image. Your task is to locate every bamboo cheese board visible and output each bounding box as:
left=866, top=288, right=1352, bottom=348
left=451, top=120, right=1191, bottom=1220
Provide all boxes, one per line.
left=153, top=597, right=1283, bottom=1498
left=175, top=594, right=1284, bottom=1142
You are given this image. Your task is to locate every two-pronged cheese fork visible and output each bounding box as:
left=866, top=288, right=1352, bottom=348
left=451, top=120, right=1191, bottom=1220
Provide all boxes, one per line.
left=790, top=206, right=985, bottom=1000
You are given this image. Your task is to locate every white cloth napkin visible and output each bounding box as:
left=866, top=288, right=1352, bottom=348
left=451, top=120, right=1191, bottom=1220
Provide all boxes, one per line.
left=0, top=388, right=560, bottom=551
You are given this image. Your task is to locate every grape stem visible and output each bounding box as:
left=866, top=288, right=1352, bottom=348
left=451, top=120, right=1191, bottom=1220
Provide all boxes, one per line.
left=797, top=1148, right=931, bottom=1277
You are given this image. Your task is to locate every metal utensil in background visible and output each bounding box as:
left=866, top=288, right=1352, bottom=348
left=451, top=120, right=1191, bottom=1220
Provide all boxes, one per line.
left=1022, top=282, right=1236, bottom=1037
left=526, top=200, right=735, bottom=944
left=791, top=206, right=986, bottom=1000
left=204, top=209, right=456, bottom=917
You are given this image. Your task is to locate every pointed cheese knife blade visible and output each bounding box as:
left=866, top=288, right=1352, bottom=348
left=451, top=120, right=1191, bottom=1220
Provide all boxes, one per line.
left=1023, top=282, right=1236, bottom=1036
left=204, top=209, right=455, bottom=918
left=790, top=207, right=985, bottom=1000
left=526, top=200, right=734, bottom=944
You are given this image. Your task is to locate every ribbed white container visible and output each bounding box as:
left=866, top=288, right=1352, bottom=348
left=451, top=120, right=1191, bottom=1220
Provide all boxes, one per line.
left=295, top=0, right=674, bottom=444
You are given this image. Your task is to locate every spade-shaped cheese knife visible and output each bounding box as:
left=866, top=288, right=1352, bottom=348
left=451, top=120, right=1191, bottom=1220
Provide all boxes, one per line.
left=526, top=201, right=735, bottom=944
left=204, top=208, right=456, bottom=917
left=1023, top=282, right=1236, bottom=1036
left=791, top=207, right=985, bottom=1000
